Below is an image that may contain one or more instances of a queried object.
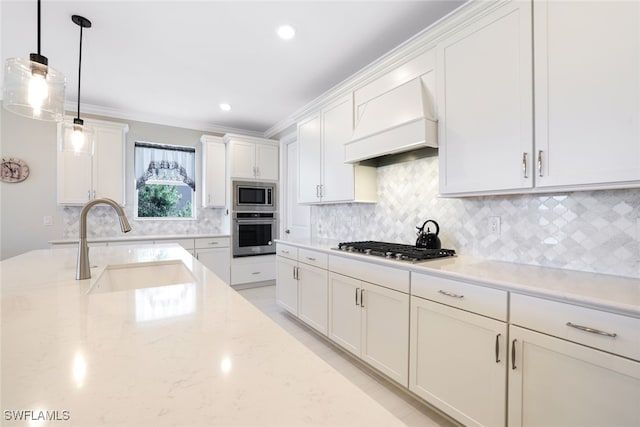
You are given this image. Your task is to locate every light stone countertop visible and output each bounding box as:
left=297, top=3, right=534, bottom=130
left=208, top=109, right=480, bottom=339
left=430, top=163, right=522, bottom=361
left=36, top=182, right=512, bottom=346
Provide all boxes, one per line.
left=276, top=238, right=640, bottom=318
left=0, top=244, right=403, bottom=426
left=49, top=234, right=230, bottom=245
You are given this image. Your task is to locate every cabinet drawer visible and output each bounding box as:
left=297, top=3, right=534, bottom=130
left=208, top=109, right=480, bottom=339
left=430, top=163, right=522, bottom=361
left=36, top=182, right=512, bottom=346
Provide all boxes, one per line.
left=231, top=261, right=276, bottom=285
left=411, top=272, right=508, bottom=321
left=194, top=237, right=230, bottom=249
left=276, top=243, right=298, bottom=260
left=155, top=238, right=195, bottom=251
left=511, top=293, right=640, bottom=361
left=298, top=248, right=328, bottom=269
left=329, top=255, right=409, bottom=294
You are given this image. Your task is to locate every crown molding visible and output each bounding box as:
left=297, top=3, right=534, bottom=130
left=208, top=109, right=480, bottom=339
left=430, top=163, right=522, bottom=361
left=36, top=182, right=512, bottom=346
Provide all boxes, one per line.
left=65, top=101, right=264, bottom=137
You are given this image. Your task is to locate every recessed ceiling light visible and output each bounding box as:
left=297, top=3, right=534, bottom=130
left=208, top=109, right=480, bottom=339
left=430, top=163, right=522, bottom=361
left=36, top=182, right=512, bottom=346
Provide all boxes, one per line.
left=219, top=103, right=231, bottom=111
left=277, top=25, right=295, bottom=40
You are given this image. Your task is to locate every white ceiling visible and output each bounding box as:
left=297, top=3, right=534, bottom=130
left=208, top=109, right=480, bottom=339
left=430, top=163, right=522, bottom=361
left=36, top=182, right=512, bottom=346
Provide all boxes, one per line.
left=2, top=0, right=465, bottom=136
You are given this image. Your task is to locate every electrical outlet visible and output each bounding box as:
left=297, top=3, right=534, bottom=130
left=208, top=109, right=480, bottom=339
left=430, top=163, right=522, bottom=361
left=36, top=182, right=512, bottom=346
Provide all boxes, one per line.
left=43, top=216, right=53, bottom=226
left=489, top=216, right=501, bottom=235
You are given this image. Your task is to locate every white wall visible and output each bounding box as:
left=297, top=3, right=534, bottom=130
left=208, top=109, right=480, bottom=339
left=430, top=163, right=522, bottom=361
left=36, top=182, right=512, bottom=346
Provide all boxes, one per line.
left=0, top=109, right=228, bottom=260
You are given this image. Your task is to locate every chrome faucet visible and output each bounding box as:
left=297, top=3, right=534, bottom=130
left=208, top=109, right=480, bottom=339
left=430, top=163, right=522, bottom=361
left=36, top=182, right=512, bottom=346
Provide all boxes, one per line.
left=76, top=198, right=131, bottom=280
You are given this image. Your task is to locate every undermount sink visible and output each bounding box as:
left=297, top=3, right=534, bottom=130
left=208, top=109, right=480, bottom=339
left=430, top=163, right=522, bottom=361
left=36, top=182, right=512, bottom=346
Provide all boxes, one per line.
left=88, top=260, right=196, bottom=294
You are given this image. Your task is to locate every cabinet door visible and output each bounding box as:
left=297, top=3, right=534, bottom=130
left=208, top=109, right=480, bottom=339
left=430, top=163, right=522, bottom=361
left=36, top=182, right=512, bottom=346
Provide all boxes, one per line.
left=508, top=325, right=640, bottom=427
left=297, top=263, right=328, bottom=335
left=93, top=124, right=125, bottom=204
left=321, top=95, right=354, bottom=202
left=297, top=113, right=322, bottom=203
left=534, top=1, right=640, bottom=189
left=202, top=140, right=226, bottom=207
left=328, top=273, right=361, bottom=357
left=230, top=140, right=256, bottom=179
left=255, top=143, right=279, bottom=181
left=361, top=282, right=409, bottom=386
left=57, top=149, right=92, bottom=204
left=410, top=296, right=507, bottom=427
left=196, top=247, right=230, bottom=284
left=276, top=257, right=298, bottom=315
left=437, top=1, right=533, bottom=195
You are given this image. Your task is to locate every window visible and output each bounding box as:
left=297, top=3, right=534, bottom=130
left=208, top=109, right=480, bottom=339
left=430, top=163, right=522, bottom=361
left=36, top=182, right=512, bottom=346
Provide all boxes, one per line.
left=134, top=142, right=196, bottom=219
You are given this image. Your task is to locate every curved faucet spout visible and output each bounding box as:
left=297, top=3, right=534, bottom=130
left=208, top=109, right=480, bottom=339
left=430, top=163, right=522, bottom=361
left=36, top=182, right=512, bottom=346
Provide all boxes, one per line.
left=76, top=198, right=131, bottom=280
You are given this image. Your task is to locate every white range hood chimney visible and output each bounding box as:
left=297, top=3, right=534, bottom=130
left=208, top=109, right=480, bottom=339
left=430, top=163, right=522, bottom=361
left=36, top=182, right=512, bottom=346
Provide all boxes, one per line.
left=345, top=75, right=437, bottom=164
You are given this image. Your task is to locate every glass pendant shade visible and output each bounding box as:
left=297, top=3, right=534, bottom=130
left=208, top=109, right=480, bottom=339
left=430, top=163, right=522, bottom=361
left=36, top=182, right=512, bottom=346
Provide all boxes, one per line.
left=59, top=119, right=94, bottom=155
left=3, top=57, right=66, bottom=121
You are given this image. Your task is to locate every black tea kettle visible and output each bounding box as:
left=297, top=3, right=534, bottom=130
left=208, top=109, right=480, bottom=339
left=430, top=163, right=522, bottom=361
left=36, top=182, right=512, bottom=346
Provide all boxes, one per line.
left=416, top=219, right=441, bottom=249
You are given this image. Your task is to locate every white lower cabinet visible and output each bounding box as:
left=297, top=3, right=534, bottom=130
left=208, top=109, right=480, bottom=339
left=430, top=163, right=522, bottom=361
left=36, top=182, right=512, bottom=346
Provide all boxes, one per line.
left=328, top=272, right=409, bottom=386
left=508, top=293, right=640, bottom=427
left=297, top=263, right=328, bottom=335
left=409, top=296, right=507, bottom=427
left=276, top=255, right=298, bottom=315
left=195, top=237, right=230, bottom=284
left=230, top=255, right=276, bottom=286
left=508, top=325, right=640, bottom=427
left=275, top=244, right=328, bottom=334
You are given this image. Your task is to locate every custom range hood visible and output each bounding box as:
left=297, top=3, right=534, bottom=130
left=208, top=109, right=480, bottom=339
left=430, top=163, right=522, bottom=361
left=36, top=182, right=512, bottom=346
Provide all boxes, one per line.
left=345, top=76, right=437, bottom=164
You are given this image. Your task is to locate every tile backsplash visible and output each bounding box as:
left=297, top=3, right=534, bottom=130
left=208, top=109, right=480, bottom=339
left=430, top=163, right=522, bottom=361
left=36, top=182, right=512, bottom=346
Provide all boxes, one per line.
left=312, top=156, right=640, bottom=278
left=62, top=205, right=227, bottom=238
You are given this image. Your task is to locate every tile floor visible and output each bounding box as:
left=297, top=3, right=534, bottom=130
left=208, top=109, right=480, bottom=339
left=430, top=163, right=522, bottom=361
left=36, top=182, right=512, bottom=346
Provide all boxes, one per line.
left=236, top=284, right=460, bottom=427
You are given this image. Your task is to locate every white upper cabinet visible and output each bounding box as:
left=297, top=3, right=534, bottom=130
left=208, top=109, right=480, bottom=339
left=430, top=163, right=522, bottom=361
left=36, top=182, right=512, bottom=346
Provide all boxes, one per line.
left=437, top=0, right=533, bottom=195
left=57, top=118, right=129, bottom=205
left=297, top=113, right=323, bottom=204
left=225, top=134, right=279, bottom=181
left=297, top=95, right=377, bottom=204
left=438, top=0, right=640, bottom=196
left=200, top=135, right=226, bottom=208
left=534, top=0, right=640, bottom=189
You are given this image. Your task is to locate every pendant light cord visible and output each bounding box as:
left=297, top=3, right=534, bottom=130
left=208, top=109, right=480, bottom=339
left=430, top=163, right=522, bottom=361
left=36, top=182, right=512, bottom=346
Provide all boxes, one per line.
left=37, top=0, right=41, bottom=55
left=77, top=23, right=83, bottom=120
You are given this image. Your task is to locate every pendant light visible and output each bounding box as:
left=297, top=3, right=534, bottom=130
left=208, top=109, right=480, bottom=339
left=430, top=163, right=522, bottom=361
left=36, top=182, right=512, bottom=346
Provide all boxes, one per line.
left=3, top=0, right=65, bottom=121
left=67, top=15, right=93, bottom=152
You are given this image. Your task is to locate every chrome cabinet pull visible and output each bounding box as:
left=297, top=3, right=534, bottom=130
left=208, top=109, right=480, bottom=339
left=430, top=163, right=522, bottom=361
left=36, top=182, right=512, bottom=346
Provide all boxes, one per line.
left=438, top=290, right=464, bottom=299
left=315, top=184, right=320, bottom=198
left=306, top=257, right=316, bottom=261
left=319, top=185, right=323, bottom=198
left=208, top=242, right=219, bottom=245
left=360, top=289, right=365, bottom=308
left=355, top=288, right=359, bottom=306
left=252, top=271, right=261, bottom=275
left=87, top=190, right=91, bottom=200
left=511, top=339, right=517, bottom=370
left=566, top=322, right=617, bottom=338
left=93, top=190, right=96, bottom=199
left=522, top=152, right=528, bottom=178
left=281, top=250, right=290, bottom=254
left=292, top=266, right=296, bottom=280
left=538, top=150, right=543, bottom=177
left=495, top=334, right=501, bottom=363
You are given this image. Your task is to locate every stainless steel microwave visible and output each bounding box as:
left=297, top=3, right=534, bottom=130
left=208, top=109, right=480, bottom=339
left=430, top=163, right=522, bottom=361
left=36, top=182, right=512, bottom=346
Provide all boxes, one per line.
left=232, top=181, right=276, bottom=212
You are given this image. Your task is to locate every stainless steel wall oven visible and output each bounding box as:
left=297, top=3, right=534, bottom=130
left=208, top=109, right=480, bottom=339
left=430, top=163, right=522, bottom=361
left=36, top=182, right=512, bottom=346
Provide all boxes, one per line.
left=232, top=212, right=277, bottom=257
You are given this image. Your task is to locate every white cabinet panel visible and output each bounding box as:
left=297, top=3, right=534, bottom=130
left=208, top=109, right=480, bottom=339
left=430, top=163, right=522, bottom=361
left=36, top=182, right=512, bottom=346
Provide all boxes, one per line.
left=201, top=136, right=226, bottom=208
left=410, top=296, right=507, bottom=427
left=297, top=96, right=376, bottom=204
left=534, top=0, right=640, bottom=189
left=196, top=247, right=230, bottom=284
left=276, top=256, right=298, bottom=315
left=231, top=257, right=276, bottom=285
left=437, top=1, right=533, bottom=195
left=508, top=325, right=640, bottom=427
left=328, top=272, right=362, bottom=357
left=361, top=281, right=409, bottom=386
left=297, top=113, right=322, bottom=204
left=297, top=263, right=328, bottom=335
left=226, top=135, right=279, bottom=181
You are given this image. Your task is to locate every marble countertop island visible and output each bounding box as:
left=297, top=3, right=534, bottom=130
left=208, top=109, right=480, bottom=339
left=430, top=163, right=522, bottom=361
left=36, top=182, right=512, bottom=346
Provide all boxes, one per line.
left=1, top=245, right=403, bottom=426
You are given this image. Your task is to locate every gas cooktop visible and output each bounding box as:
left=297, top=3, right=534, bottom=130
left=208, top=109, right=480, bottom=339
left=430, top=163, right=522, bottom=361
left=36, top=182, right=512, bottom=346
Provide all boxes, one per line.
left=335, top=241, right=456, bottom=263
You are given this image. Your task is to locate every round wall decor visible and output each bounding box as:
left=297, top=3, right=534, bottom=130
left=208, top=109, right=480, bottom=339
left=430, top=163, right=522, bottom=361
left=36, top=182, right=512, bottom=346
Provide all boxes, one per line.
left=1, top=157, right=30, bottom=183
